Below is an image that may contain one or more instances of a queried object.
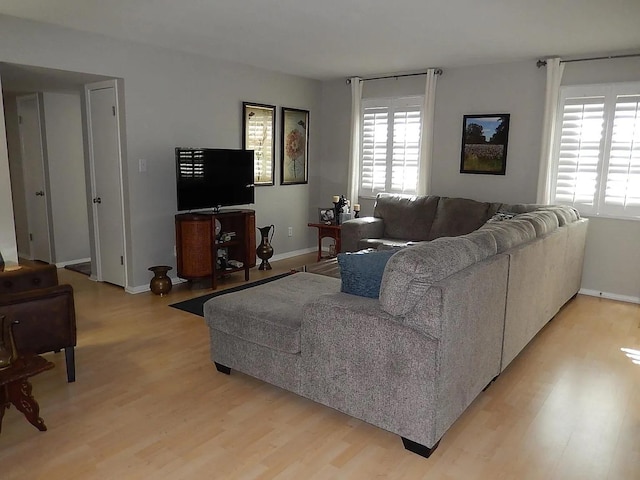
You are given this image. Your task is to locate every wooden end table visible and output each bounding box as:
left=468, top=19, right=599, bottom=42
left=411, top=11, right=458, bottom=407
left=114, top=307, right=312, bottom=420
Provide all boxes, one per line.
left=308, top=223, right=341, bottom=262
left=0, top=355, right=54, bottom=433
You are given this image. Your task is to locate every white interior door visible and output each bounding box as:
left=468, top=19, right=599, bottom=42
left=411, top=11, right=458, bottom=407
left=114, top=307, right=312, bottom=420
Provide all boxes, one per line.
left=86, top=81, right=126, bottom=287
left=16, top=94, right=51, bottom=263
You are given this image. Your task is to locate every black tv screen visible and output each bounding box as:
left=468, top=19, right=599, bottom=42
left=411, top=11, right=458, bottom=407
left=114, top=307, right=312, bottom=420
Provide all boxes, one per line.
left=176, top=148, right=255, bottom=211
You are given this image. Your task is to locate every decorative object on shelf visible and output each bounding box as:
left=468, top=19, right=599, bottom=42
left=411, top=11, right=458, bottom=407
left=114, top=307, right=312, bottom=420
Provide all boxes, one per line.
left=353, top=204, right=361, bottom=218
left=281, top=107, right=309, bottom=185
left=318, top=208, right=335, bottom=224
left=148, top=265, right=173, bottom=296
left=0, top=315, right=18, bottom=369
left=460, top=114, right=510, bottom=175
left=256, top=225, right=275, bottom=270
left=243, top=102, right=276, bottom=186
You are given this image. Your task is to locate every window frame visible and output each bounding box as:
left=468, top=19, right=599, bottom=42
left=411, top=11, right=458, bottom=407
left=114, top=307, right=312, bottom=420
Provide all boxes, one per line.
left=359, top=95, right=424, bottom=199
left=550, top=81, right=640, bottom=220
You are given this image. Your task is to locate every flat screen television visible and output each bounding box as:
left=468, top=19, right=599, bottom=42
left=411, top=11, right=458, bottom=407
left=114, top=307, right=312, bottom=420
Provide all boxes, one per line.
left=176, top=147, right=255, bottom=212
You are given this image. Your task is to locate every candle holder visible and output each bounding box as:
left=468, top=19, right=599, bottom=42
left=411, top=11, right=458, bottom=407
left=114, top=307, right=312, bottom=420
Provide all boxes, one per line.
left=333, top=195, right=347, bottom=225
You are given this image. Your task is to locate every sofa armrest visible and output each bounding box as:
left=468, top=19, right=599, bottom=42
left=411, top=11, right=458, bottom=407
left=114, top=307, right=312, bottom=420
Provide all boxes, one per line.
left=340, top=217, right=385, bottom=252
left=300, top=292, right=441, bottom=447
left=0, top=284, right=77, bottom=355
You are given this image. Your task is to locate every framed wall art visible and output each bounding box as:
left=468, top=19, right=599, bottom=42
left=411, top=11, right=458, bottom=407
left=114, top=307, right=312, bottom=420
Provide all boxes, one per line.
left=243, top=102, right=275, bottom=185
left=281, top=107, right=309, bottom=185
left=318, top=207, right=335, bottom=224
left=460, top=114, right=510, bottom=175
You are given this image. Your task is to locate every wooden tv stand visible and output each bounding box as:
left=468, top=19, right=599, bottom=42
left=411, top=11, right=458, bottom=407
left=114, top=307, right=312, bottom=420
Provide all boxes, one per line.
left=175, top=210, right=256, bottom=289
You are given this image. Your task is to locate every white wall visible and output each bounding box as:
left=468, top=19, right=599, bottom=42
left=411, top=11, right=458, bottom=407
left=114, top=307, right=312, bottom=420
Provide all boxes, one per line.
left=0, top=75, right=18, bottom=265
left=430, top=61, right=545, bottom=204
left=0, top=14, right=321, bottom=289
left=42, top=91, right=91, bottom=265
left=561, top=56, right=640, bottom=303
left=320, top=62, right=546, bottom=214
left=318, top=58, right=639, bottom=302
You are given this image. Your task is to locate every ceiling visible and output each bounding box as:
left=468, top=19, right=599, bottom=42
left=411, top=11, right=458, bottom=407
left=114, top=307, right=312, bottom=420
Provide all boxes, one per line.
left=1, top=0, right=640, bottom=80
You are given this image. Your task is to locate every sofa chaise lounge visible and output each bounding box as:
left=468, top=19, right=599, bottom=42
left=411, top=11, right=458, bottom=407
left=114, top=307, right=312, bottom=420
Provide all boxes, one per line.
left=204, top=194, right=588, bottom=458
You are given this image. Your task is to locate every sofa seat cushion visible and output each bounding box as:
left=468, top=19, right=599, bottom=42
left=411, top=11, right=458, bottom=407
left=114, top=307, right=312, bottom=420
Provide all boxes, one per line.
left=379, top=236, right=497, bottom=317
left=427, top=197, right=499, bottom=240
left=374, top=194, right=439, bottom=240
left=358, top=237, right=413, bottom=250
left=204, top=273, right=340, bottom=354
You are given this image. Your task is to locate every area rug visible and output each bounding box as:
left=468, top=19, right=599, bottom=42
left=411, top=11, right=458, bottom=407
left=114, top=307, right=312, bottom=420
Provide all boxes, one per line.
left=169, top=272, right=295, bottom=317
left=64, top=261, right=91, bottom=276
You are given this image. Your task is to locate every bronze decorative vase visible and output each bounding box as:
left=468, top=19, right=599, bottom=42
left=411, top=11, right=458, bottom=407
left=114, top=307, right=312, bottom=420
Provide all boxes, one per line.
left=256, top=225, right=275, bottom=270
left=149, top=265, right=173, bottom=296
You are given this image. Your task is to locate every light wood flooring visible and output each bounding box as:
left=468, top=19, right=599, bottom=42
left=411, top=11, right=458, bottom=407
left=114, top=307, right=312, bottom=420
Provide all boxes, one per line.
left=0, top=254, right=638, bottom=479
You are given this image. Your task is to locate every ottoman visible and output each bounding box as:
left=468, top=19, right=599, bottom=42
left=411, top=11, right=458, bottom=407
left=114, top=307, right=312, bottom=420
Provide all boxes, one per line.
left=204, top=272, right=340, bottom=392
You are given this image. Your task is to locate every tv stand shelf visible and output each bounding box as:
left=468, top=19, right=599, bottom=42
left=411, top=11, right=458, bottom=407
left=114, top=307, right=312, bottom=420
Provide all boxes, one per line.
left=175, top=210, right=256, bottom=289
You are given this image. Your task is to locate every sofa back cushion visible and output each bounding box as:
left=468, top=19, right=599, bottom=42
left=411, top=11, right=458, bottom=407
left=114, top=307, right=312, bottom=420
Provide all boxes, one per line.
left=379, top=236, right=497, bottom=317
left=479, top=219, right=536, bottom=253
left=516, top=210, right=559, bottom=236
left=373, top=194, right=439, bottom=240
left=427, top=197, right=499, bottom=240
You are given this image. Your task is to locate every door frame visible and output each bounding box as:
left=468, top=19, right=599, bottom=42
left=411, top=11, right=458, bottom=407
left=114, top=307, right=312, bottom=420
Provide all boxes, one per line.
left=16, top=93, right=53, bottom=263
left=84, top=79, right=129, bottom=289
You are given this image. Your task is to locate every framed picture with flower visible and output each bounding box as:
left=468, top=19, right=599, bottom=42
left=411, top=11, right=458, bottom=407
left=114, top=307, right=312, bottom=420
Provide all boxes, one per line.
left=243, top=102, right=276, bottom=186
left=281, top=107, right=309, bottom=185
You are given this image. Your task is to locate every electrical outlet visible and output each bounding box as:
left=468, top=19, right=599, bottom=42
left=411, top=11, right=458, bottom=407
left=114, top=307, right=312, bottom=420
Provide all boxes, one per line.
left=288, top=227, right=293, bottom=237
left=139, top=158, right=147, bottom=172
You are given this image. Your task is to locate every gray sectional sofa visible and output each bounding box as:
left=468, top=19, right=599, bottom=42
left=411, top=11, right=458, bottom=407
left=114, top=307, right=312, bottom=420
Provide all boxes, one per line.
left=204, top=194, right=588, bottom=458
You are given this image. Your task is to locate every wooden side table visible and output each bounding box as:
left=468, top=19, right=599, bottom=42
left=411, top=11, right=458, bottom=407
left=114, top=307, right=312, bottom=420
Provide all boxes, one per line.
left=0, top=355, right=54, bottom=433
left=308, top=223, right=341, bottom=262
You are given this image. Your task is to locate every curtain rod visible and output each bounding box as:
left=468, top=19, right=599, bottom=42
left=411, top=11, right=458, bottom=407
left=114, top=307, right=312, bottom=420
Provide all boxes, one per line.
left=346, top=69, right=443, bottom=84
left=536, top=53, right=640, bottom=68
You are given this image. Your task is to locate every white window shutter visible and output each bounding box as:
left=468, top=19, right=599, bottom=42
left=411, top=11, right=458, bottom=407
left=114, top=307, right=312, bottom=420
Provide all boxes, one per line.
left=360, top=106, right=388, bottom=196
left=391, top=107, right=421, bottom=194
left=603, top=94, right=640, bottom=216
left=554, top=97, right=605, bottom=214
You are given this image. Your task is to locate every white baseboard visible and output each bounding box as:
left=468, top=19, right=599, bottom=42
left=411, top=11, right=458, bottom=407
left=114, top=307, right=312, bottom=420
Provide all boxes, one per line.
left=270, top=247, right=317, bottom=262
left=126, top=248, right=318, bottom=294
left=579, top=288, right=640, bottom=305
left=55, top=257, right=91, bottom=268
left=126, top=276, right=187, bottom=295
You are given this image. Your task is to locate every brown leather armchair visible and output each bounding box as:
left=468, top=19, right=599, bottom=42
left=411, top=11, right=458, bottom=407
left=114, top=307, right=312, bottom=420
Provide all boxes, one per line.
left=0, top=265, right=77, bottom=382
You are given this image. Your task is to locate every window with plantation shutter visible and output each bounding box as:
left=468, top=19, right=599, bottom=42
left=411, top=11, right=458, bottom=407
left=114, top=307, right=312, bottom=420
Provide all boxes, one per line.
left=551, top=82, right=640, bottom=219
left=360, top=96, right=423, bottom=197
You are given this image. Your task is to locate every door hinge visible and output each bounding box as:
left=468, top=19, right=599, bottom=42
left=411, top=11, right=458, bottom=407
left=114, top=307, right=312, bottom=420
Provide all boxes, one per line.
left=18, top=115, right=23, bottom=124
left=120, top=256, right=124, bottom=265
left=29, top=233, right=33, bottom=241
left=112, top=106, right=116, bottom=116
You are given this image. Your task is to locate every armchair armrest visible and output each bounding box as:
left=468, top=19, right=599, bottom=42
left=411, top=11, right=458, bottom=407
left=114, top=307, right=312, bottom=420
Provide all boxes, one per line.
left=340, top=217, right=385, bottom=252
left=300, top=292, right=440, bottom=448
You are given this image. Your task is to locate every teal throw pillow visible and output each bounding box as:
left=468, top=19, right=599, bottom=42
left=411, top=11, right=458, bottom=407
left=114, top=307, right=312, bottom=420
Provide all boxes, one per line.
left=337, top=248, right=397, bottom=298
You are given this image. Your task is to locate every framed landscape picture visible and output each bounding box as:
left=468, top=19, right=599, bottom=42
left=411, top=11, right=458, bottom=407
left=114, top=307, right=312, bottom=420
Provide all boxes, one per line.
left=281, top=107, right=309, bottom=185
left=243, top=102, right=275, bottom=186
left=460, top=114, right=510, bottom=175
